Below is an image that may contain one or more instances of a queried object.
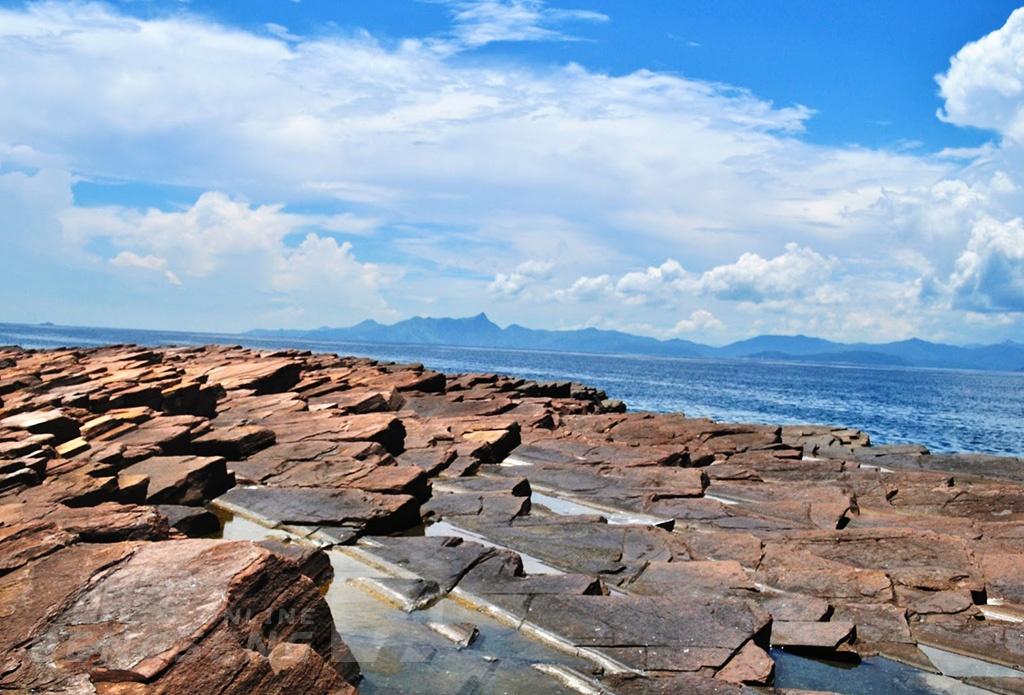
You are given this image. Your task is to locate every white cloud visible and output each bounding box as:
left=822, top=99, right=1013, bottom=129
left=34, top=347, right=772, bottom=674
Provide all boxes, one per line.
left=62, top=192, right=301, bottom=277
left=515, top=259, right=555, bottom=276
left=489, top=259, right=554, bottom=297
left=0, top=2, right=1022, bottom=341
left=59, top=191, right=391, bottom=327
left=937, top=7, right=1024, bottom=141
left=553, top=274, right=615, bottom=302
left=699, top=243, right=835, bottom=302
left=110, top=251, right=181, bottom=286
left=950, top=216, right=1024, bottom=312
left=615, top=259, right=695, bottom=304
left=556, top=245, right=835, bottom=306
left=672, top=309, right=724, bottom=334
left=264, top=23, right=301, bottom=43
left=434, top=0, right=609, bottom=48
left=271, top=233, right=391, bottom=320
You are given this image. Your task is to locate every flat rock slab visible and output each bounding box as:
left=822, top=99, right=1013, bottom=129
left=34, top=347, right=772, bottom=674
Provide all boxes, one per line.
left=365, top=536, right=505, bottom=593
left=459, top=518, right=691, bottom=580
left=459, top=554, right=604, bottom=597
left=216, top=485, right=420, bottom=536
left=493, top=461, right=708, bottom=512
left=23, top=502, right=171, bottom=543
left=770, top=620, right=855, bottom=649
left=119, top=455, right=231, bottom=506
left=830, top=602, right=912, bottom=646
left=0, top=520, right=76, bottom=576
left=759, top=594, right=831, bottom=622
left=190, top=424, right=276, bottom=459
left=424, top=490, right=531, bottom=522
left=104, top=417, right=204, bottom=455
left=758, top=546, right=894, bottom=603
left=524, top=593, right=771, bottom=673
left=628, top=560, right=757, bottom=598
left=0, top=409, right=80, bottom=444
left=204, top=358, right=302, bottom=393
left=265, top=458, right=429, bottom=500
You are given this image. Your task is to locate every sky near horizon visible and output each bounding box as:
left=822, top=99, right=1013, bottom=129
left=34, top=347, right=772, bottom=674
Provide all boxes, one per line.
left=3, top=1, right=1024, bottom=344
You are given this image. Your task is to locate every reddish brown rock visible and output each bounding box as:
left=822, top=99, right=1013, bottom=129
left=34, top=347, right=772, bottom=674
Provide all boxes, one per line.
left=0, top=520, right=75, bottom=575
left=628, top=560, right=756, bottom=598
left=216, top=485, right=420, bottom=536
left=157, top=504, right=222, bottom=537
left=191, top=424, right=276, bottom=459
left=119, top=455, right=231, bottom=506
left=715, top=640, right=775, bottom=685
left=759, top=594, right=831, bottom=622
left=979, top=552, right=1024, bottom=604
left=0, top=539, right=356, bottom=692
left=0, top=409, right=80, bottom=444
left=830, top=602, right=912, bottom=647
left=758, top=545, right=894, bottom=602
left=264, top=458, right=429, bottom=500
left=103, top=416, right=205, bottom=455
left=771, top=620, right=855, bottom=649
left=205, top=358, right=302, bottom=393
left=7, top=342, right=1024, bottom=692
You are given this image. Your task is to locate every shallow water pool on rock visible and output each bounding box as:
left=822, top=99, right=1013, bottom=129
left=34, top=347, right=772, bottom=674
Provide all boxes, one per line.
left=772, top=648, right=995, bottom=695
left=214, top=509, right=599, bottom=695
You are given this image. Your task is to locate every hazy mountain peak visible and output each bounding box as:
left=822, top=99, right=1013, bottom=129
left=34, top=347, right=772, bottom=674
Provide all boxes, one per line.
left=245, top=317, right=1024, bottom=372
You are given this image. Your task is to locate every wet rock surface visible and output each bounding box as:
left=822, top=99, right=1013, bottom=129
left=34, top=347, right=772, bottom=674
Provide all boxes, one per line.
left=1, top=343, right=1023, bottom=693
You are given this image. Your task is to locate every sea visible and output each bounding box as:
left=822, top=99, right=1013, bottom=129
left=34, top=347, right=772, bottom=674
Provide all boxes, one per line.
left=3, top=322, right=1023, bottom=458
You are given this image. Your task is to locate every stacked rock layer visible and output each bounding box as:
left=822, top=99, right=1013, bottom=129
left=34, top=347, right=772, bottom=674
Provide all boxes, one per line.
left=0, top=344, right=1022, bottom=694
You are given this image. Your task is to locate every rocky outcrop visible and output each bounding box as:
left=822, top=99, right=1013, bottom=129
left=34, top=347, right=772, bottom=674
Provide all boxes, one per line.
left=2, top=343, right=1024, bottom=693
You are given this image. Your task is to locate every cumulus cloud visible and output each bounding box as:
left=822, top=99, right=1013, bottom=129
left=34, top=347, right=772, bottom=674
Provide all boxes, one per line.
left=671, top=309, right=724, bottom=334
left=556, top=244, right=835, bottom=306
left=64, top=192, right=301, bottom=277
left=489, top=259, right=554, bottom=297
left=553, top=274, right=615, bottom=302
left=938, top=8, right=1024, bottom=141
left=61, top=191, right=390, bottom=325
left=699, top=243, right=835, bottom=302
left=0, top=2, right=1021, bottom=341
left=616, top=260, right=695, bottom=304
left=950, top=216, right=1024, bottom=312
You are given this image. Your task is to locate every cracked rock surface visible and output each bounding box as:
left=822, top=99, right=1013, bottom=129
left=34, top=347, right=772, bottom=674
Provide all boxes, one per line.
left=1, top=344, right=1023, bottom=693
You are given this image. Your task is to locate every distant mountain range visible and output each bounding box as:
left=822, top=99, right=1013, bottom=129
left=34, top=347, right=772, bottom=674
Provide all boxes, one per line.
left=247, top=313, right=1024, bottom=372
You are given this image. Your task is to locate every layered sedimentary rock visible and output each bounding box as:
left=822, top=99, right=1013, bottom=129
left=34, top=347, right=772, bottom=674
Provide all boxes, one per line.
left=1, top=343, right=1023, bottom=693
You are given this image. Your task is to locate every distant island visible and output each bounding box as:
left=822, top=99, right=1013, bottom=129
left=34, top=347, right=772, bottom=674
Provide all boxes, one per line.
left=247, top=313, right=1024, bottom=372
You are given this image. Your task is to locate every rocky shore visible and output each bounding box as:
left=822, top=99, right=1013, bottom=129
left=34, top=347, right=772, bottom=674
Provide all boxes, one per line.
left=1, top=344, right=1023, bottom=693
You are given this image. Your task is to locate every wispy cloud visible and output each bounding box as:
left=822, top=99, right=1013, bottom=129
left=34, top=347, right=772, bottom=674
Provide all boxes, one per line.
left=429, top=0, right=608, bottom=48
left=110, top=251, right=181, bottom=286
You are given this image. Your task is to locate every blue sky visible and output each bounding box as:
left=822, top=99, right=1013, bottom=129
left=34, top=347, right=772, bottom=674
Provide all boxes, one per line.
left=2, top=0, right=1024, bottom=344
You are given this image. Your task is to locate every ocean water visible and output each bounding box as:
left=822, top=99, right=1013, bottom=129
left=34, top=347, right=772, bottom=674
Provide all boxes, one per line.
left=3, top=322, right=1024, bottom=458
